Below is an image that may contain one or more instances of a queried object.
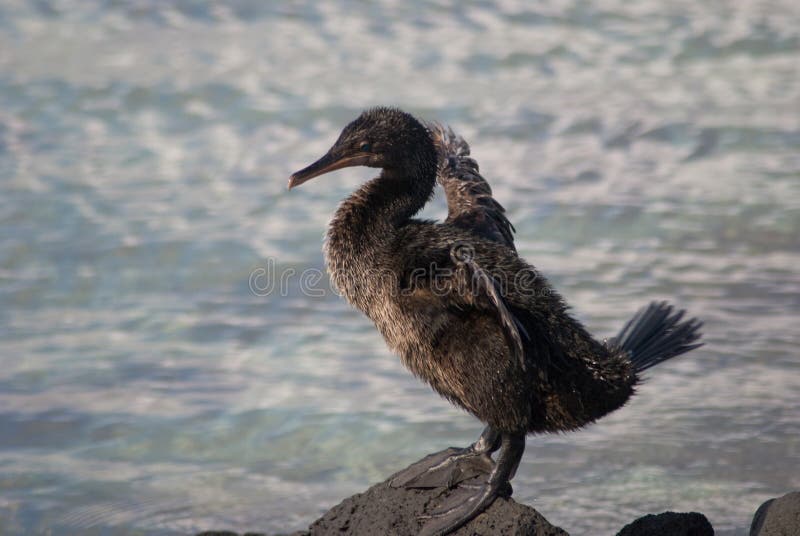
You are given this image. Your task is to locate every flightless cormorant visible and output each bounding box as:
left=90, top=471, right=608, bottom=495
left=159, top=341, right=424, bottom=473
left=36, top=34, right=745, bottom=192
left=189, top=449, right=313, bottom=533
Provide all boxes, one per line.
left=289, top=107, right=703, bottom=536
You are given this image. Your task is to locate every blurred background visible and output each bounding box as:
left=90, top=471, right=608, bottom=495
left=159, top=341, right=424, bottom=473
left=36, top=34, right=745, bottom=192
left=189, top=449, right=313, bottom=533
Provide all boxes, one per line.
left=1, top=1, right=799, bottom=534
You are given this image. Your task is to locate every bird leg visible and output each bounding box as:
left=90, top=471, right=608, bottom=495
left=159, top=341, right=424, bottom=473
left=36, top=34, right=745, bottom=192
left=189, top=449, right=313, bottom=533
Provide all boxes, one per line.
left=418, top=433, right=526, bottom=536
left=389, top=425, right=500, bottom=489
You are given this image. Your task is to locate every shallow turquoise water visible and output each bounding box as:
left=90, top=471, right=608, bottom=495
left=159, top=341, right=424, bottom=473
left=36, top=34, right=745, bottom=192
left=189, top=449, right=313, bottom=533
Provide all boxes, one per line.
left=1, top=1, right=799, bottom=535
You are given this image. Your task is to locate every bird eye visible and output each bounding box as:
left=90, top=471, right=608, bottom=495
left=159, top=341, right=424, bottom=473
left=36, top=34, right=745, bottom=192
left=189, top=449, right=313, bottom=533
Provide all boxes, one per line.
left=359, top=142, right=371, bottom=152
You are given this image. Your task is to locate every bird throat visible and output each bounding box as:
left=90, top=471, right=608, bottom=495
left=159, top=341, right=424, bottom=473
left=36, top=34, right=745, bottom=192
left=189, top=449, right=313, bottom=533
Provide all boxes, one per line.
left=324, top=167, right=434, bottom=312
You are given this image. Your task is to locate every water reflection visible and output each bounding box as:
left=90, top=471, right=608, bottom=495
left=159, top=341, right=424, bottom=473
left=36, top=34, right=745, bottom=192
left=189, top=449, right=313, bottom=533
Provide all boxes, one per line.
left=0, top=0, right=798, bottom=534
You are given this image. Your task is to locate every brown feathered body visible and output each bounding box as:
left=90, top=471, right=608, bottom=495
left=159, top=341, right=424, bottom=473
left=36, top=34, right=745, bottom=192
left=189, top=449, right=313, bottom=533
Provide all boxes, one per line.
left=321, top=110, right=637, bottom=434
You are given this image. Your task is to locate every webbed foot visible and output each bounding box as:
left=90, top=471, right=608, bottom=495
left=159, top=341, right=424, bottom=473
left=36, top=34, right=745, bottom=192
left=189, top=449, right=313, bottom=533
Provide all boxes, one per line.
left=417, top=433, right=525, bottom=536
left=390, top=425, right=500, bottom=489
left=390, top=447, right=494, bottom=489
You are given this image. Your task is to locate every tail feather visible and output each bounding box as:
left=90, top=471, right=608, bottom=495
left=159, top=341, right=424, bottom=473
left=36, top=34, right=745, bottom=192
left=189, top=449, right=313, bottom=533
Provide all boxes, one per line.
left=614, top=301, right=703, bottom=373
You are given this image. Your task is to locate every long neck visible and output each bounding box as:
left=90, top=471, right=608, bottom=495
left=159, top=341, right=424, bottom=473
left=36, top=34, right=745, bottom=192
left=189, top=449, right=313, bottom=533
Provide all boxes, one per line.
left=341, top=166, right=434, bottom=229
left=325, top=155, right=436, bottom=308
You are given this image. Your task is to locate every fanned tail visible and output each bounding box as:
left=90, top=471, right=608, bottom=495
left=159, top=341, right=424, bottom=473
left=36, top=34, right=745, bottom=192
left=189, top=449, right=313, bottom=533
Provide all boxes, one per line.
left=614, top=301, right=704, bottom=373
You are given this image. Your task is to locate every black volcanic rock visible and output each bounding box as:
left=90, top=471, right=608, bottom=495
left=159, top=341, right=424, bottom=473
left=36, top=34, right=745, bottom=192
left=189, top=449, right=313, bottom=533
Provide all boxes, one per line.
left=750, top=491, right=800, bottom=536
left=615, top=511, right=713, bottom=536
left=298, top=475, right=568, bottom=536
left=617, top=512, right=714, bottom=536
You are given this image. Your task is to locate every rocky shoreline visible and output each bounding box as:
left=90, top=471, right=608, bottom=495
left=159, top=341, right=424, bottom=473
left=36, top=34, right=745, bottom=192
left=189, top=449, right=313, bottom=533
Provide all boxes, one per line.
left=198, top=472, right=799, bottom=536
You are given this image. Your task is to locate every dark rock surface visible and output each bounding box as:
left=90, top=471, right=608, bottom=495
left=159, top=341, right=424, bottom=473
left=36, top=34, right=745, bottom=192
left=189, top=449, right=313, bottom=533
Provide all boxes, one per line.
left=750, top=491, right=800, bottom=536
left=615, top=511, right=714, bottom=536
left=297, top=476, right=567, bottom=536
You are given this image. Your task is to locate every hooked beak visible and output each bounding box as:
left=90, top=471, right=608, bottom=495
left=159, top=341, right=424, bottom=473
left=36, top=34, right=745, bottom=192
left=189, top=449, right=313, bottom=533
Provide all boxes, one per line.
left=288, top=150, right=372, bottom=190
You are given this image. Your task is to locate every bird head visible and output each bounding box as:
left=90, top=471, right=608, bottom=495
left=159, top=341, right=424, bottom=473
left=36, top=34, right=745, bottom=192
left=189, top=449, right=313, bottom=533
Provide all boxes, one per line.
left=288, top=107, right=434, bottom=189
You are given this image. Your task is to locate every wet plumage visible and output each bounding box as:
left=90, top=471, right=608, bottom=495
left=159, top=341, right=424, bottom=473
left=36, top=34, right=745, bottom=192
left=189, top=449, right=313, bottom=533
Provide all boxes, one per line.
left=289, top=107, right=703, bottom=535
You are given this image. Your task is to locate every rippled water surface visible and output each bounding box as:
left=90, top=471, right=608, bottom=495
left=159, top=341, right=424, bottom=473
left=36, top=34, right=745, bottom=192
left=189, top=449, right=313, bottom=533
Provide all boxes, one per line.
left=1, top=1, right=799, bottom=535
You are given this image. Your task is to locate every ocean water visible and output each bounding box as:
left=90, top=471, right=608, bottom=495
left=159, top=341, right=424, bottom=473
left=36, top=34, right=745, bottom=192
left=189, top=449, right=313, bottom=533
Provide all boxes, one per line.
left=1, top=1, right=798, bottom=534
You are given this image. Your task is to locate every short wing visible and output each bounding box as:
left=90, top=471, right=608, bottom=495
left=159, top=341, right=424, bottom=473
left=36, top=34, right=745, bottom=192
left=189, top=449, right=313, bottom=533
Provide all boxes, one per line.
left=402, top=239, right=528, bottom=371
left=460, top=254, right=528, bottom=371
left=427, top=122, right=516, bottom=251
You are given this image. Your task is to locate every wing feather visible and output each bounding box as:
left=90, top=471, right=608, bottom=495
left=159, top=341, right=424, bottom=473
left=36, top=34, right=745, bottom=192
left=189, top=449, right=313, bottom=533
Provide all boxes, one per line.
left=427, top=122, right=516, bottom=251
left=461, top=256, right=528, bottom=371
